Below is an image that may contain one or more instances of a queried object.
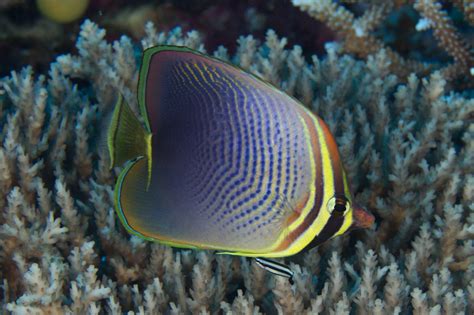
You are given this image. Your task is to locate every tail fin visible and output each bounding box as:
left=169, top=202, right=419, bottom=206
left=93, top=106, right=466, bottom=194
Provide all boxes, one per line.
left=107, top=95, right=152, bottom=186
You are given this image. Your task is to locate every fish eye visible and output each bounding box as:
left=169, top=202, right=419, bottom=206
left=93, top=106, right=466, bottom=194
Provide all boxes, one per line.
left=326, top=194, right=351, bottom=216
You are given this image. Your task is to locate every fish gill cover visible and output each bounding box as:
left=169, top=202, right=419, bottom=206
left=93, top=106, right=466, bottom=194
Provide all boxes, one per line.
left=0, top=1, right=473, bottom=314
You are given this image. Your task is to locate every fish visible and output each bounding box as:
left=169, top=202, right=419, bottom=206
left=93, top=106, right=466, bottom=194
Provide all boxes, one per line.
left=255, top=257, right=294, bottom=284
left=108, top=45, right=375, bottom=280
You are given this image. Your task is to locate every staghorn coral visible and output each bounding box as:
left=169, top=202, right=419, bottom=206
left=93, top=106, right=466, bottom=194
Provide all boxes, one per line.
left=0, top=18, right=473, bottom=314
left=292, top=0, right=474, bottom=87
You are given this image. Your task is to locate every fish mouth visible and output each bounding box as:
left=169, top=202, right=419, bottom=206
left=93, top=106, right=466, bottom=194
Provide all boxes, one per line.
left=352, top=204, right=375, bottom=229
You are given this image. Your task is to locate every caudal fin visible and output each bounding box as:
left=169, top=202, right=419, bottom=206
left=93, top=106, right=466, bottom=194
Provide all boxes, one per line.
left=107, top=95, right=152, bottom=172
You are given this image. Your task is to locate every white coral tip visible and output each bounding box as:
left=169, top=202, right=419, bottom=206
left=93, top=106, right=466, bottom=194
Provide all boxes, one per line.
left=416, top=18, right=433, bottom=31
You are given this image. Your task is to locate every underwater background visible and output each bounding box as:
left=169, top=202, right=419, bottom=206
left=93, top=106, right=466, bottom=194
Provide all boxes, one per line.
left=0, top=0, right=473, bottom=314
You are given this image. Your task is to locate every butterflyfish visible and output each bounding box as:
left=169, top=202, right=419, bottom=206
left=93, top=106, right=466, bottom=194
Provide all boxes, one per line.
left=108, top=45, right=374, bottom=280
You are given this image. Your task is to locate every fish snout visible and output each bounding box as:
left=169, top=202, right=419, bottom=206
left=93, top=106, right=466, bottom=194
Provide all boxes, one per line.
left=352, top=204, right=375, bottom=230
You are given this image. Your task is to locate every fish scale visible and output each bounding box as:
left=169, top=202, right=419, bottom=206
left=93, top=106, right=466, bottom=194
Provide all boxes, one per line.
left=168, top=66, right=220, bottom=194
left=108, top=45, right=374, bottom=259
left=152, top=56, right=306, bottom=248
left=193, top=65, right=272, bottom=226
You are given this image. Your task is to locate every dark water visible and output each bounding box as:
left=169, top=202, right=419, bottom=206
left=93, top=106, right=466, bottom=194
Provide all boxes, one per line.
left=2, top=0, right=470, bottom=77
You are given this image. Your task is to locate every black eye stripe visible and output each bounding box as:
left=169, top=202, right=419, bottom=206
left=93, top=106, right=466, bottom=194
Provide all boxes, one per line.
left=334, top=203, right=346, bottom=212
left=333, top=195, right=348, bottom=213
left=326, top=194, right=350, bottom=217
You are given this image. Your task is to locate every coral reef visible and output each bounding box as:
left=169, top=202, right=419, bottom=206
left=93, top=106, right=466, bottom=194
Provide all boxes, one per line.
left=292, top=0, right=474, bottom=87
left=1, top=15, right=473, bottom=315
